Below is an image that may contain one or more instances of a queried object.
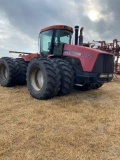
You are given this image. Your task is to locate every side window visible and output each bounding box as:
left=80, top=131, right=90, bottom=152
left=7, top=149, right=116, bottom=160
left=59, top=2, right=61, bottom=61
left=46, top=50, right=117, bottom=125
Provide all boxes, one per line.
left=40, top=30, right=53, bottom=56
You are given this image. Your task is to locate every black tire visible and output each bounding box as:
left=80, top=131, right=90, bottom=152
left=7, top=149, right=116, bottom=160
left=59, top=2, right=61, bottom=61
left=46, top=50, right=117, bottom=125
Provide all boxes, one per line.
left=0, top=57, right=20, bottom=87
left=27, top=58, right=57, bottom=100
left=74, top=83, right=92, bottom=91
left=50, top=59, right=61, bottom=96
left=92, top=83, right=103, bottom=89
left=15, top=58, right=28, bottom=85
left=51, top=58, right=74, bottom=95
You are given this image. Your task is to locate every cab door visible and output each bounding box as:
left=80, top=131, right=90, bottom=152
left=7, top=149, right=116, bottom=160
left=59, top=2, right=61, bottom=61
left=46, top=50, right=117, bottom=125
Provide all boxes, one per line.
left=53, top=30, right=72, bottom=56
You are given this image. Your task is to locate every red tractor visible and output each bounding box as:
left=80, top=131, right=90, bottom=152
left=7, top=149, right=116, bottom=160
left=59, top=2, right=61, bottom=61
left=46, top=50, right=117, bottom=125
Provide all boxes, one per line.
left=0, top=25, right=114, bottom=99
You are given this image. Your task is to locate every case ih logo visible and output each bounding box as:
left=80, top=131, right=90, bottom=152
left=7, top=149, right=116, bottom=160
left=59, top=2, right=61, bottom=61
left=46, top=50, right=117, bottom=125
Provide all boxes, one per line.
left=64, top=50, right=93, bottom=59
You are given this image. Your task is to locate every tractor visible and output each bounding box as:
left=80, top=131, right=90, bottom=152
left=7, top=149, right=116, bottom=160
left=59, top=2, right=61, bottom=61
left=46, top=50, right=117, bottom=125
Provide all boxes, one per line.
left=0, top=25, right=114, bottom=99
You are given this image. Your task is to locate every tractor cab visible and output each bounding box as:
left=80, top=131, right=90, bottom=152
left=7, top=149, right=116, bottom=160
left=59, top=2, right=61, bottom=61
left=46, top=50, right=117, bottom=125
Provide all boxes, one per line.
left=39, top=25, right=73, bottom=56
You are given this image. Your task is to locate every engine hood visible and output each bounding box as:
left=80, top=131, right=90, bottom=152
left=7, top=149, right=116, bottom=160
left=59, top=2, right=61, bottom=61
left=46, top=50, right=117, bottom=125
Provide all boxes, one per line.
left=63, top=44, right=114, bottom=72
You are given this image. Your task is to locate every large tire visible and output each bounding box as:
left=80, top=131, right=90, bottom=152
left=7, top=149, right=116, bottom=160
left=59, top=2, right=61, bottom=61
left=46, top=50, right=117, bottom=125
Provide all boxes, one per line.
left=0, top=57, right=20, bottom=87
left=15, top=58, right=28, bottom=85
left=27, top=58, right=57, bottom=100
left=50, top=59, right=61, bottom=96
left=51, top=58, right=74, bottom=95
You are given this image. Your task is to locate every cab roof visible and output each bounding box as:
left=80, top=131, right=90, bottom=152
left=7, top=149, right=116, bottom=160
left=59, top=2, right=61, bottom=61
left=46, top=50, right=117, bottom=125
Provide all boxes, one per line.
left=40, top=25, right=73, bottom=33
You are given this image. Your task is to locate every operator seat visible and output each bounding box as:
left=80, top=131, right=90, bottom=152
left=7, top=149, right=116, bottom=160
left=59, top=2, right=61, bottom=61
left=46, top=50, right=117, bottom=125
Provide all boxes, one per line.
left=53, top=42, right=65, bottom=56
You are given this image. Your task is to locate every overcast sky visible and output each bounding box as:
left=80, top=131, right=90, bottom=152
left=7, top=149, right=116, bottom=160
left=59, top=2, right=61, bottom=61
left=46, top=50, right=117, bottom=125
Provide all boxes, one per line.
left=0, top=0, right=120, bottom=57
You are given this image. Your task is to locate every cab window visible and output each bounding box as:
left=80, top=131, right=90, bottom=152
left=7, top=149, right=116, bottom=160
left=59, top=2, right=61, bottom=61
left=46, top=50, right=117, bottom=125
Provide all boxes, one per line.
left=55, top=30, right=72, bottom=45
left=40, top=30, right=53, bottom=56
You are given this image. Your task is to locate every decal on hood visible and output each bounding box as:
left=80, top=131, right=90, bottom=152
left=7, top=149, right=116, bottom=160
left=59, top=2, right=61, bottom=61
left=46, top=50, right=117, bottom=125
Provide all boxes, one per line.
left=64, top=50, right=93, bottom=59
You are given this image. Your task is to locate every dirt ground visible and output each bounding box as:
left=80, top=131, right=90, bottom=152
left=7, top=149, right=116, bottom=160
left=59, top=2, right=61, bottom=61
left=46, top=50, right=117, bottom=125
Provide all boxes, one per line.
left=0, top=76, right=120, bottom=160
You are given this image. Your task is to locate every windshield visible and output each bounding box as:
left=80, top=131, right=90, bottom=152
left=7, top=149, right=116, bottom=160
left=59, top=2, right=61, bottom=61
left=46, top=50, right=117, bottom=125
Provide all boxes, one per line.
left=55, top=30, right=72, bottom=45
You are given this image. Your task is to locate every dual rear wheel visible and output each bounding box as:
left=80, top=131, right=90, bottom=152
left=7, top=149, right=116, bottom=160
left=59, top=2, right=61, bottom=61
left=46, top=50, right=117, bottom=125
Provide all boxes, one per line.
left=0, top=57, right=28, bottom=87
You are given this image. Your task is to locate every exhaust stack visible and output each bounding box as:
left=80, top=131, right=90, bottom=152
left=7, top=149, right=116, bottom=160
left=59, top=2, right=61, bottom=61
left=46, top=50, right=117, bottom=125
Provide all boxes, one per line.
left=79, top=27, right=84, bottom=45
left=74, top=26, right=79, bottom=45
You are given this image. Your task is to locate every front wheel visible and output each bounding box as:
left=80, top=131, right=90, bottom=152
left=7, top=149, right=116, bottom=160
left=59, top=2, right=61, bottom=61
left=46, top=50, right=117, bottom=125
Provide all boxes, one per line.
left=15, top=58, right=28, bottom=85
left=50, top=58, right=75, bottom=96
left=26, top=58, right=57, bottom=100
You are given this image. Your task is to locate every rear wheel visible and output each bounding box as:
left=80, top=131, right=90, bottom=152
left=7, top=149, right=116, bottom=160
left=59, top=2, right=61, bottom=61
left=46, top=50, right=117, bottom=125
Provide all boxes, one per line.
left=0, top=57, right=19, bottom=87
left=27, top=58, right=57, bottom=100
left=15, top=58, right=28, bottom=85
left=51, top=58, right=74, bottom=95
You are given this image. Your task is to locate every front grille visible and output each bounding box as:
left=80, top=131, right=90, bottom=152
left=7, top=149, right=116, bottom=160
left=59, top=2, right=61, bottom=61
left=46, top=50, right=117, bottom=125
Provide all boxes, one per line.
left=92, top=54, right=114, bottom=73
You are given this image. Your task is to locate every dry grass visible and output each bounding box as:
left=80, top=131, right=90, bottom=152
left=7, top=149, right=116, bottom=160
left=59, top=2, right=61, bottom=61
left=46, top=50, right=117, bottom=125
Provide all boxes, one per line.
left=0, top=76, right=120, bottom=160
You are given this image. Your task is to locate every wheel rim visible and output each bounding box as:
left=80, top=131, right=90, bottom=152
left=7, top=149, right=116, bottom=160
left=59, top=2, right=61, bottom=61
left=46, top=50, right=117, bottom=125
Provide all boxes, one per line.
left=0, top=64, right=8, bottom=81
left=30, top=67, right=44, bottom=91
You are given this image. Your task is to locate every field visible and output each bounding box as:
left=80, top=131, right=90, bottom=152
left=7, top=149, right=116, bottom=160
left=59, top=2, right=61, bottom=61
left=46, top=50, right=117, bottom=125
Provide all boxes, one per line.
left=0, top=77, right=120, bottom=160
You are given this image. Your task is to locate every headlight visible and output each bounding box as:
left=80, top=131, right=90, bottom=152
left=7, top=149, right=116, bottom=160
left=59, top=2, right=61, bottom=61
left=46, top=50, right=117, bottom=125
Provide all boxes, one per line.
left=109, top=74, right=113, bottom=78
left=99, top=74, right=108, bottom=78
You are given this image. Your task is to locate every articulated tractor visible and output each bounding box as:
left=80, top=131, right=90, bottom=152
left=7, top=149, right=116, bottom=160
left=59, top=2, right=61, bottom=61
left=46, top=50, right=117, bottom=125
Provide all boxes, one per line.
left=0, top=25, right=114, bottom=99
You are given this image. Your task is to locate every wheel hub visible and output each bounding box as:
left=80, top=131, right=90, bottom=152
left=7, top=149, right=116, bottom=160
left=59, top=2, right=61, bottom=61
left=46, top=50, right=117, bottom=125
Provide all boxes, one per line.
left=30, top=68, right=44, bottom=91
left=0, top=64, right=8, bottom=81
